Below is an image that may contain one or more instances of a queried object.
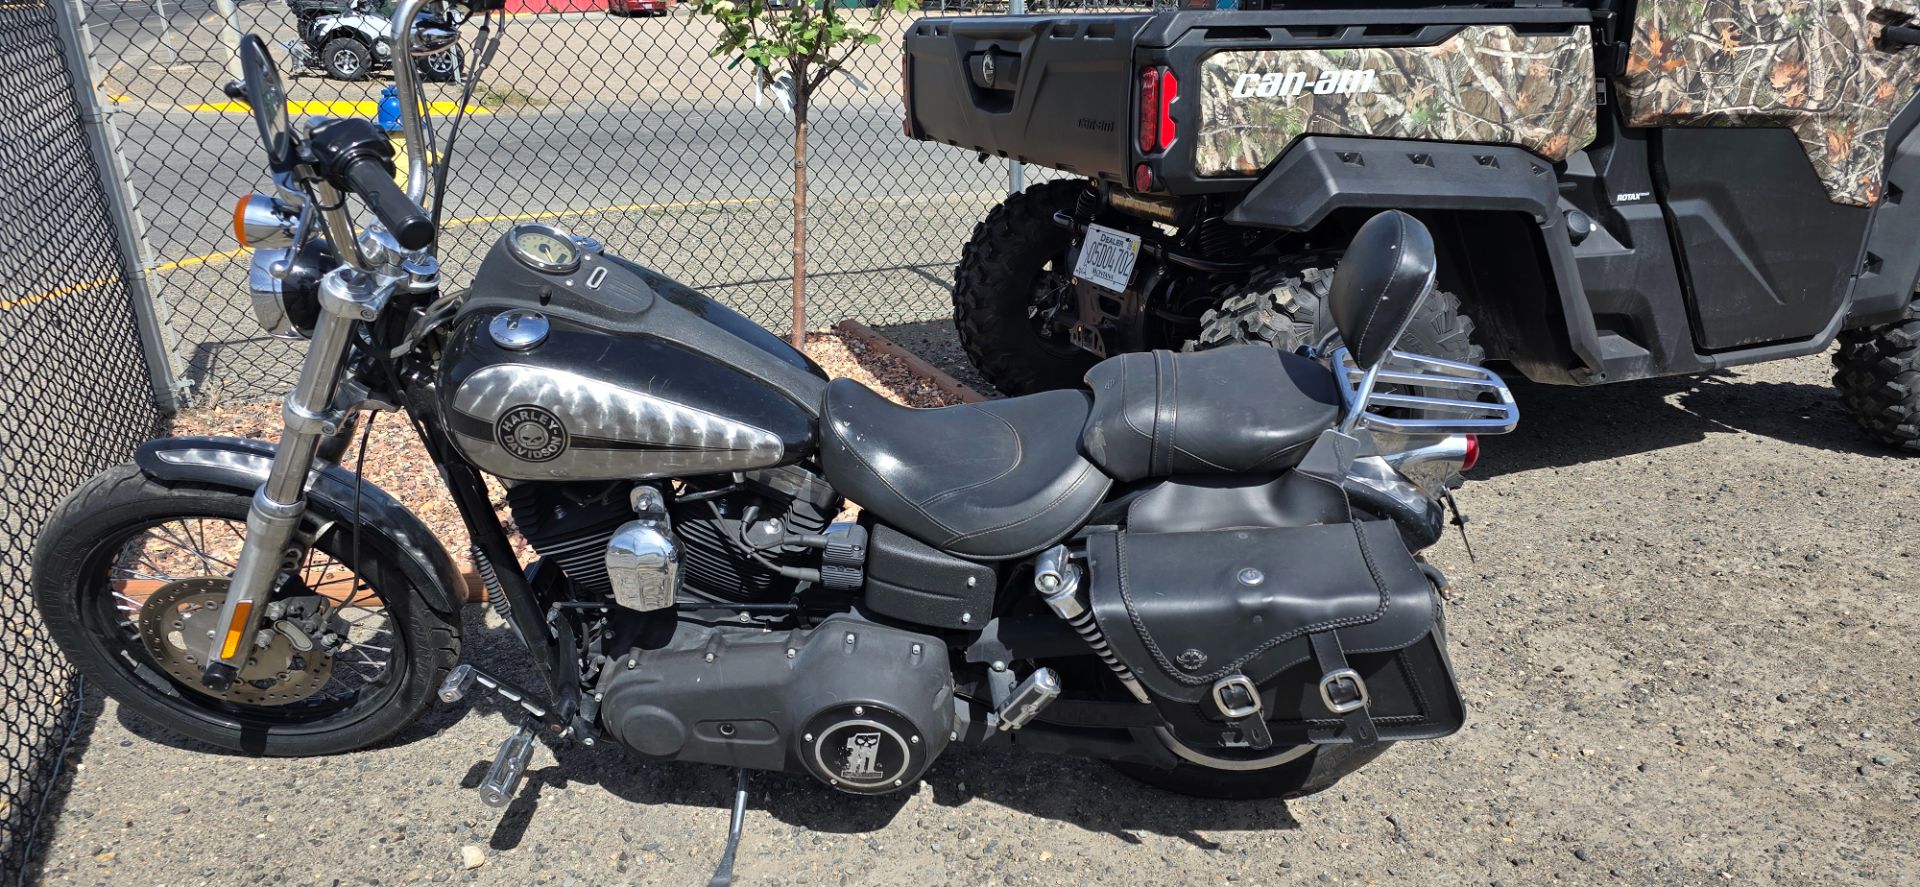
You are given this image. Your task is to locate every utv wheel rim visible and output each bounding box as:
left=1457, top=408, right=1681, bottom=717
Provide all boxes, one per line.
left=332, top=49, right=361, bottom=75
left=1152, top=726, right=1314, bottom=771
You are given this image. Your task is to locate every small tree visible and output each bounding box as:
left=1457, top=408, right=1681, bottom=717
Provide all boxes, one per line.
left=693, top=0, right=919, bottom=347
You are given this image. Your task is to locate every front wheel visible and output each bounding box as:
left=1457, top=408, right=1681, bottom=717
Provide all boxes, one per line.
left=1832, top=318, right=1920, bottom=452
left=32, top=465, right=460, bottom=756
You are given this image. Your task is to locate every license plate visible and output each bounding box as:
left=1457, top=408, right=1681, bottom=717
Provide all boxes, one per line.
left=1072, top=224, right=1142, bottom=293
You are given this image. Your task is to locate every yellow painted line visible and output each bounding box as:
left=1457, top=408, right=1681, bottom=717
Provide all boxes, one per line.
left=4, top=196, right=773, bottom=310
left=157, top=247, right=249, bottom=272
left=182, top=100, right=491, bottom=116
left=0, top=276, right=116, bottom=311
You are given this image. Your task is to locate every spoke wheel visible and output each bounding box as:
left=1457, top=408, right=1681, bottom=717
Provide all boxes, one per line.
left=92, top=514, right=403, bottom=722
left=34, top=465, right=458, bottom=756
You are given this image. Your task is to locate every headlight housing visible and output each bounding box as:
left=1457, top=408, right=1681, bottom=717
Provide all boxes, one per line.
left=248, top=237, right=337, bottom=339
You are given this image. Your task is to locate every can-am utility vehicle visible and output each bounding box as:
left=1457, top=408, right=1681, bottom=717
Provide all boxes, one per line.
left=905, top=0, right=1920, bottom=451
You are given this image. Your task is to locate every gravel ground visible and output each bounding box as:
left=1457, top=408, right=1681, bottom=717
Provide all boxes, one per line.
left=29, top=342, right=1920, bottom=886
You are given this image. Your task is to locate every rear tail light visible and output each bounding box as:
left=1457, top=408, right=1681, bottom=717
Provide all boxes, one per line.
left=1461, top=435, right=1481, bottom=472
left=1137, top=66, right=1177, bottom=155
left=1132, top=163, right=1155, bottom=192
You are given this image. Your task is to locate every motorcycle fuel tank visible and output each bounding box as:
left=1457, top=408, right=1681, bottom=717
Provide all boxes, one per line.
left=439, top=225, right=828, bottom=482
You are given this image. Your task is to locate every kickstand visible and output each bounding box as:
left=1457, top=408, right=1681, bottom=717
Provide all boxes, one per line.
left=707, top=768, right=750, bottom=887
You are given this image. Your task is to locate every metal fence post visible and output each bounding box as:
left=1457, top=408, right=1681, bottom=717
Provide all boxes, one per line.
left=48, top=0, right=186, bottom=416
left=1008, top=0, right=1025, bottom=195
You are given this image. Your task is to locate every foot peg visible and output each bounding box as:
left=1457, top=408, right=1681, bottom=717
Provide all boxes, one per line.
left=480, top=720, right=537, bottom=808
left=438, top=663, right=551, bottom=722
left=996, top=667, right=1061, bottom=732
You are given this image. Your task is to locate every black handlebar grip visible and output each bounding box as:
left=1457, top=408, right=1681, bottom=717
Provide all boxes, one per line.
left=343, top=158, right=435, bottom=251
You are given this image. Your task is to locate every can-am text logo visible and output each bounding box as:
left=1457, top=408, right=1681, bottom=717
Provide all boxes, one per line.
left=1231, top=69, right=1380, bottom=99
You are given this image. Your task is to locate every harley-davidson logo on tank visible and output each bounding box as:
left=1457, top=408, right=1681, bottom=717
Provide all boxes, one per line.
left=448, top=365, right=786, bottom=481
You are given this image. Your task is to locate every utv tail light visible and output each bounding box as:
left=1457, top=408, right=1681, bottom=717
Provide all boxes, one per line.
left=1133, top=163, right=1155, bottom=192
left=1462, top=435, right=1481, bottom=472
left=1137, top=66, right=1177, bottom=154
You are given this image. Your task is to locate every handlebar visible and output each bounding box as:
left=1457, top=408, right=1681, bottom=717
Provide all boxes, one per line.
left=344, top=156, right=435, bottom=250
left=306, top=117, right=435, bottom=251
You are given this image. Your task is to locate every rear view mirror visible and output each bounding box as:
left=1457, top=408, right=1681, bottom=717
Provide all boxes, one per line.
left=1326, top=210, right=1436, bottom=368
left=237, top=35, right=294, bottom=169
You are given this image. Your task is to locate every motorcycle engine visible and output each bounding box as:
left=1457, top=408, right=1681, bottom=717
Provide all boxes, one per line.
left=505, top=468, right=835, bottom=605
left=597, top=615, right=954, bottom=794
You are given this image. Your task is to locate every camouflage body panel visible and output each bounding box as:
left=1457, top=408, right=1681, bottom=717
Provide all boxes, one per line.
left=1193, top=26, right=1598, bottom=177
left=1619, top=0, right=1920, bottom=205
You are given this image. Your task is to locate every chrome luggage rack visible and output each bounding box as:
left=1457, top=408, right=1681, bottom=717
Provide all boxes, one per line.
left=1330, top=347, right=1520, bottom=436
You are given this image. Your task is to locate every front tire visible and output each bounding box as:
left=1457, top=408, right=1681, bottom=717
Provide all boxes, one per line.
left=1833, top=318, right=1920, bottom=452
left=32, top=465, right=460, bottom=756
left=320, top=36, right=372, bottom=82
left=953, top=179, right=1098, bottom=395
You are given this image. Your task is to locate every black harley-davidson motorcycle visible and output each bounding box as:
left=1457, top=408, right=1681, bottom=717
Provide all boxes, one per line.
left=31, top=1, right=1518, bottom=831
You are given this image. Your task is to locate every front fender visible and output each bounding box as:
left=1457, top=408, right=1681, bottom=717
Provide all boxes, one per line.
left=134, top=436, right=465, bottom=618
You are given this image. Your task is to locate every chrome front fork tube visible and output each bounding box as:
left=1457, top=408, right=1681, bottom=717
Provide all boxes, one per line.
left=199, top=237, right=389, bottom=688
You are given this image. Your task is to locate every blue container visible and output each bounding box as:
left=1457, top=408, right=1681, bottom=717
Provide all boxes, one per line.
left=377, top=85, right=403, bottom=133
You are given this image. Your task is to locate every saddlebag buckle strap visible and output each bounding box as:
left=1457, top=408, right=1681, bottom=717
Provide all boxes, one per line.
left=1211, top=673, right=1273, bottom=751
left=1211, top=674, right=1261, bottom=719
left=1309, top=630, right=1379, bottom=747
left=1318, top=668, right=1370, bottom=714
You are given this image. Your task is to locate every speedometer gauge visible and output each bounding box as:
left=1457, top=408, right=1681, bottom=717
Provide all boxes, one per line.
left=507, top=222, right=582, bottom=274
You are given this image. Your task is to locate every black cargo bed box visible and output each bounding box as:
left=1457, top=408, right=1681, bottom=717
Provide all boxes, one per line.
left=903, top=6, right=1593, bottom=193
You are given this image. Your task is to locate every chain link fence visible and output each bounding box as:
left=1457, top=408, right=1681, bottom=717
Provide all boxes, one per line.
left=78, top=0, right=1163, bottom=405
left=0, top=1, right=171, bottom=881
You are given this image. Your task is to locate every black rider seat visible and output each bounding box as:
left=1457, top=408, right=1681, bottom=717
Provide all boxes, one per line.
left=818, top=380, right=1112, bottom=560
left=1080, top=345, right=1340, bottom=483
left=819, top=345, right=1338, bottom=560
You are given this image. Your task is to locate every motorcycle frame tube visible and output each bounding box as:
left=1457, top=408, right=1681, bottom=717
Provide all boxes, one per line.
left=390, top=368, right=577, bottom=716
left=204, top=194, right=391, bottom=671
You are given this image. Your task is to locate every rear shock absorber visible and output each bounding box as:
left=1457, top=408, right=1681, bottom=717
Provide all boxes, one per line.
left=1034, top=545, right=1151, bottom=705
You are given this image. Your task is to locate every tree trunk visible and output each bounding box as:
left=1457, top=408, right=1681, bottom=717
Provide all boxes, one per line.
left=789, top=93, right=809, bottom=349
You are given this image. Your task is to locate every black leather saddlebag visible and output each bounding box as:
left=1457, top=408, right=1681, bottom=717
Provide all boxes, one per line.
left=1083, top=521, right=1464, bottom=745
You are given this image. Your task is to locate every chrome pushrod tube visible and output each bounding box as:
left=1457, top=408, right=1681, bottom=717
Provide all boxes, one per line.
left=389, top=0, right=436, bottom=205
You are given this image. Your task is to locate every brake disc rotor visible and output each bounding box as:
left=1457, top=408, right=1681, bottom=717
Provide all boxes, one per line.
left=136, top=577, right=335, bottom=706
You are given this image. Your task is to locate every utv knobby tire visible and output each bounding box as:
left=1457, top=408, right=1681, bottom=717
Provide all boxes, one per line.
left=32, top=464, right=461, bottom=757
left=1832, top=318, right=1920, bottom=452
left=953, top=179, right=1097, bottom=395
left=321, top=36, right=373, bottom=81
left=1188, top=264, right=1484, bottom=366
left=1111, top=741, right=1394, bottom=801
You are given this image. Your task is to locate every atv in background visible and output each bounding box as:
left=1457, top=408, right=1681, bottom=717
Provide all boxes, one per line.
left=285, top=0, right=468, bottom=81
left=903, top=1, right=1920, bottom=452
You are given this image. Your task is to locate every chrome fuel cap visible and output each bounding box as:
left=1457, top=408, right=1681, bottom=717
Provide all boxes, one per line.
left=489, top=310, right=550, bottom=351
